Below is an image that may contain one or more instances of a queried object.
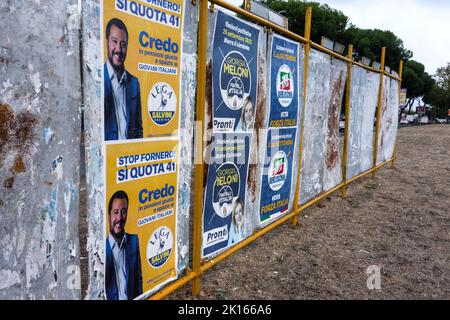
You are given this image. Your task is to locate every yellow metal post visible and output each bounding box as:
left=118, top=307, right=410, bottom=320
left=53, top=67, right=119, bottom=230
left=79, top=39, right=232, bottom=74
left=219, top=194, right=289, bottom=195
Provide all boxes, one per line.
left=341, top=45, right=353, bottom=197
left=191, top=0, right=208, bottom=297
left=372, top=47, right=386, bottom=178
left=391, top=60, right=403, bottom=168
left=244, top=0, right=252, bottom=11
left=292, top=7, right=312, bottom=226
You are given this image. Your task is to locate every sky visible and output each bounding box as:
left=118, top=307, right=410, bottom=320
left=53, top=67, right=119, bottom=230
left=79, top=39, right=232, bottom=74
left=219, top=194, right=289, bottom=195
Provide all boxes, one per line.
left=228, top=0, right=450, bottom=75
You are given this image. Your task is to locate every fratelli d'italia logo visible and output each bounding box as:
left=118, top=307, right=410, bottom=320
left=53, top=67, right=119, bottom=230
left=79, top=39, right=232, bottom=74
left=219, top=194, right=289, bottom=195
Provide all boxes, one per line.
left=268, top=151, right=288, bottom=191
left=220, top=51, right=251, bottom=111
left=213, top=162, right=241, bottom=218
left=147, top=226, right=173, bottom=269
left=148, top=82, right=177, bottom=126
left=276, top=64, right=294, bottom=107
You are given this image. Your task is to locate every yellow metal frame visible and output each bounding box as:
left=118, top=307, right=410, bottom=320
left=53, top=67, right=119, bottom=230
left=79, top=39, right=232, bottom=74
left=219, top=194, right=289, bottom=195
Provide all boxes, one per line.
left=391, top=60, right=404, bottom=168
left=292, top=6, right=312, bottom=226
left=147, top=0, right=403, bottom=300
left=341, top=44, right=353, bottom=197
left=191, top=0, right=208, bottom=296
left=373, top=47, right=386, bottom=177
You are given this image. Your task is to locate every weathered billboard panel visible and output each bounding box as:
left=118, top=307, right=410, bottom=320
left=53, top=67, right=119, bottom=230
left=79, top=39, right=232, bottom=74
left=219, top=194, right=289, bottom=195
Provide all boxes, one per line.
left=323, top=58, right=347, bottom=192
left=82, top=0, right=197, bottom=299
left=377, top=77, right=399, bottom=164
left=299, top=49, right=331, bottom=204
left=0, top=0, right=82, bottom=299
left=347, top=66, right=380, bottom=179
left=299, top=49, right=346, bottom=204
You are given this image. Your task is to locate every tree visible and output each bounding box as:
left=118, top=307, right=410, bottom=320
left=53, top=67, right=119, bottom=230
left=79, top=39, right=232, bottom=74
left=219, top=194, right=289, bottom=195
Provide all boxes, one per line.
left=401, top=60, right=434, bottom=115
left=424, top=63, right=450, bottom=119
left=261, top=0, right=433, bottom=121
left=261, top=0, right=412, bottom=69
left=435, top=63, right=450, bottom=92
left=261, top=0, right=349, bottom=43
left=339, top=27, right=412, bottom=70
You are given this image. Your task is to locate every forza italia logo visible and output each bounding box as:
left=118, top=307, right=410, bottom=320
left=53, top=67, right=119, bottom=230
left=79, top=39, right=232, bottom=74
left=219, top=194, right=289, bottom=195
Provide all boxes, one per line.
left=268, top=151, right=288, bottom=191
left=276, top=64, right=294, bottom=107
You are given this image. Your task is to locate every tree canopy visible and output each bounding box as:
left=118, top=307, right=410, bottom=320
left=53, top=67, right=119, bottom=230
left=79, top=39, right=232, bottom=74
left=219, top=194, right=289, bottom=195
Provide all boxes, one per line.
left=261, top=0, right=412, bottom=69
left=260, top=0, right=438, bottom=116
left=423, top=63, right=450, bottom=118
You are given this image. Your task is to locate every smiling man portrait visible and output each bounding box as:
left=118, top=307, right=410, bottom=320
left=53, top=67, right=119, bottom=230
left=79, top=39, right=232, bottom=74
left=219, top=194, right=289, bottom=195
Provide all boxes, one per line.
left=104, top=18, right=143, bottom=141
left=105, top=190, right=143, bottom=300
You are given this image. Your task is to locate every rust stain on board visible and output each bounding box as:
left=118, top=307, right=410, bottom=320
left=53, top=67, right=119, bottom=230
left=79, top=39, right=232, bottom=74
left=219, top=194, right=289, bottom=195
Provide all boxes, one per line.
left=0, top=103, right=15, bottom=166
left=254, top=46, right=267, bottom=150
left=248, top=47, right=267, bottom=205
left=11, top=155, right=26, bottom=173
left=326, top=70, right=345, bottom=170
left=203, top=59, right=213, bottom=187
left=380, top=85, right=390, bottom=149
left=3, top=177, right=15, bottom=189
left=0, top=102, right=38, bottom=189
left=13, top=110, right=39, bottom=151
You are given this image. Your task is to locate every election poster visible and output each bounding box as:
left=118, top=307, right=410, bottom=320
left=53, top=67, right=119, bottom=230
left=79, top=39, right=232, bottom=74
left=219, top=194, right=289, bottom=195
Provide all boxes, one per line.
left=259, top=128, right=297, bottom=223
left=102, top=0, right=185, bottom=299
left=268, top=34, right=300, bottom=128
left=212, top=10, right=260, bottom=133
left=399, top=88, right=407, bottom=109
left=104, top=139, right=179, bottom=299
left=102, top=0, right=184, bottom=141
left=202, top=133, right=251, bottom=258
left=202, top=11, right=260, bottom=258
left=258, top=33, right=300, bottom=225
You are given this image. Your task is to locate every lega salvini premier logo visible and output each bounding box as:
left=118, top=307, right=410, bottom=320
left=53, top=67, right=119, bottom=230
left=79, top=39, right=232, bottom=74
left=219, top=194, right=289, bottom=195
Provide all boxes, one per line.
left=148, top=82, right=177, bottom=126
left=147, top=226, right=173, bottom=268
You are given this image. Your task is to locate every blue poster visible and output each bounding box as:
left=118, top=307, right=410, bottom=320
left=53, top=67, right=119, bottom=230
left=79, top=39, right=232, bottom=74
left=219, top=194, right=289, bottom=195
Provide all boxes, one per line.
left=202, top=132, right=251, bottom=258
left=212, top=10, right=260, bottom=133
left=260, top=128, right=297, bottom=223
left=268, top=34, right=300, bottom=128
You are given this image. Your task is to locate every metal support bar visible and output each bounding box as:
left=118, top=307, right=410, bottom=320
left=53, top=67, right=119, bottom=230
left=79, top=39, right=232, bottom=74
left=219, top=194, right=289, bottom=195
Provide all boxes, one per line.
left=372, top=47, right=386, bottom=178
left=341, top=44, right=354, bottom=198
left=244, top=0, right=252, bottom=11
left=149, top=270, right=199, bottom=300
left=292, top=6, right=312, bottom=226
left=150, top=156, right=395, bottom=300
left=191, top=0, right=208, bottom=297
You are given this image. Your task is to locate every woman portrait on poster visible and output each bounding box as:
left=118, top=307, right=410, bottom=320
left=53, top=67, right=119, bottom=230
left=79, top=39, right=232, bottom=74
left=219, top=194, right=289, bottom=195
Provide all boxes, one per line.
left=237, top=96, right=254, bottom=131
left=228, top=198, right=245, bottom=246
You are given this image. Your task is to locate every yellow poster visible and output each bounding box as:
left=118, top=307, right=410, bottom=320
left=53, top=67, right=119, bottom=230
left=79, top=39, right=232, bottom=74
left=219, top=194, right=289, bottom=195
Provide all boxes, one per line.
left=102, top=0, right=184, bottom=299
left=102, top=0, right=184, bottom=140
left=105, top=139, right=179, bottom=299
